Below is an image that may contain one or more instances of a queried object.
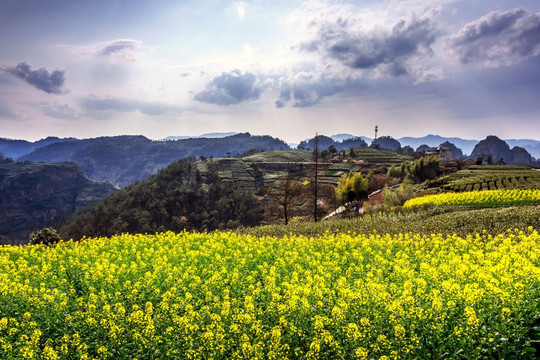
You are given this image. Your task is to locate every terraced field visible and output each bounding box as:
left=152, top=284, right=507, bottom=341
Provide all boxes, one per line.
left=439, top=165, right=540, bottom=192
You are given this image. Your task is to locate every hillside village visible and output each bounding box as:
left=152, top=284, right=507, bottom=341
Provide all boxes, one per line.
left=1, top=132, right=539, bottom=244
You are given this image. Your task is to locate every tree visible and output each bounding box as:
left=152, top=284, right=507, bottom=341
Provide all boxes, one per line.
left=387, top=164, right=405, bottom=179
left=328, top=144, right=337, bottom=155
left=264, top=172, right=303, bottom=225
left=476, top=156, right=484, bottom=165
left=387, top=156, right=440, bottom=183
left=408, top=155, right=440, bottom=183
left=29, top=227, right=63, bottom=246
left=335, top=172, right=370, bottom=205
left=400, top=145, right=415, bottom=157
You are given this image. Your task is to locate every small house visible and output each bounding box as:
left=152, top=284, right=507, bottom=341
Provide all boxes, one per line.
left=425, top=146, right=453, bottom=163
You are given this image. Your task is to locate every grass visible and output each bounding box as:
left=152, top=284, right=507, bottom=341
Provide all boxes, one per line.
left=236, top=205, right=540, bottom=238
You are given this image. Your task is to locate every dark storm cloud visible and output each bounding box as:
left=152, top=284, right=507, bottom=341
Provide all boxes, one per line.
left=277, top=82, right=343, bottom=108
left=303, top=14, right=441, bottom=76
left=81, top=95, right=183, bottom=118
left=194, top=70, right=262, bottom=105
left=275, top=89, right=291, bottom=108
left=448, top=8, right=540, bottom=66
left=7, top=62, right=65, bottom=94
left=275, top=72, right=363, bottom=108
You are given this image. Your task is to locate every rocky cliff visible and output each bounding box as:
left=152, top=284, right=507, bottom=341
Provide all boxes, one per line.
left=0, top=157, right=118, bottom=244
left=470, top=136, right=534, bottom=166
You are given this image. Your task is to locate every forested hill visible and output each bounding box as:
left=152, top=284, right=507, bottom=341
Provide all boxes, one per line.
left=59, top=157, right=266, bottom=241
left=19, top=133, right=289, bottom=187
left=0, top=157, right=117, bottom=244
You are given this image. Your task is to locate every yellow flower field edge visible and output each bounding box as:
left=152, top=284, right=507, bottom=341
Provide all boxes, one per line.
left=403, top=188, right=540, bottom=208
left=1, top=230, right=540, bottom=359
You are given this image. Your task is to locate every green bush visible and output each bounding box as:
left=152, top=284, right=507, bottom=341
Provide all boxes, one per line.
left=382, top=178, right=415, bottom=207
left=387, top=155, right=441, bottom=183
left=335, top=172, right=370, bottom=204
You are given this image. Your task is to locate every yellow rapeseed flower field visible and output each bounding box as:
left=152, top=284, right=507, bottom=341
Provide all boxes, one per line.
left=404, top=188, right=540, bottom=208
left=1, top=229, right=539, bottom=359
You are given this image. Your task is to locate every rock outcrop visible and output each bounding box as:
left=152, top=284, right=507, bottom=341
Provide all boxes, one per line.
left=0, top=157, right=118, bottom=244
left=470, top=136, right=534, bottom=166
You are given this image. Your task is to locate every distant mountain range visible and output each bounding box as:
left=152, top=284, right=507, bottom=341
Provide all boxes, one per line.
left=329, top=134, right=540, bottom=158
left=1, top=132, right=539, bottom=190
left=162, top=132, right=240, bottom=141
left=3, top=133, right=289, bottom=187
left=0, top=136, right=76, bottom=159
left=397, top=135, right=480, bottom=156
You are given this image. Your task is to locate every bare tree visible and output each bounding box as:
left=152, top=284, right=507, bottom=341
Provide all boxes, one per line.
left=264, top=171, right=302, bottom=225
left=312, top=133, right=320, bottom=222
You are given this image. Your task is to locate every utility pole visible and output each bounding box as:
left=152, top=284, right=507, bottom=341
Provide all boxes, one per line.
left=313, top=132, right=319, bottom=222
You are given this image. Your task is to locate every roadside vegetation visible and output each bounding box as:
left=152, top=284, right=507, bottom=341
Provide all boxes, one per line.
left=238, top=205, right=540, bottom=238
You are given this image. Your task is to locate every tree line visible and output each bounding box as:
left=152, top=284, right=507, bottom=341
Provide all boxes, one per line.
left=59, top=158, right=264, bottom=240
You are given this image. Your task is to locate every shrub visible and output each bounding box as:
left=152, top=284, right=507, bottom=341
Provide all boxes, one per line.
left=335, top=172, right=371, bottom=205
left=382, top=178, right=415, bottom=206
left=29, top=227, right=63, bottom=246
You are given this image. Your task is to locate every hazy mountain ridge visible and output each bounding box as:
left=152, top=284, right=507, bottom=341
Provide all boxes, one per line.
left=4, top=133, right=540, bottom=160
left=0, top=136, right=76, bottom=159
left=18, top=133, right=290, bottom=187
left=2, top=133, right=539, bottom=191
left=163, top=132, right=239, bottom=141
left=397, top=135, right=479, bottom=156
left=0, top=157, right=117, bottom=244
left=505, top=140, right=540, bottom=160
left=327, top=134, right=540, bottom=158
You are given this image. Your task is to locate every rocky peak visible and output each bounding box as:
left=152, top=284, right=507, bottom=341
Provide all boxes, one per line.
left=470, top=135, right=534, bottom=165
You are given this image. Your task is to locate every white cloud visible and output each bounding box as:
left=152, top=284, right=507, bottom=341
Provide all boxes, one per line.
left=448, top=8, right=540, bottom=67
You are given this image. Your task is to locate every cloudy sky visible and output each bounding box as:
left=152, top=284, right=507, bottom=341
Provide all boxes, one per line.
left=1, top=0, right=540, bottom=143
